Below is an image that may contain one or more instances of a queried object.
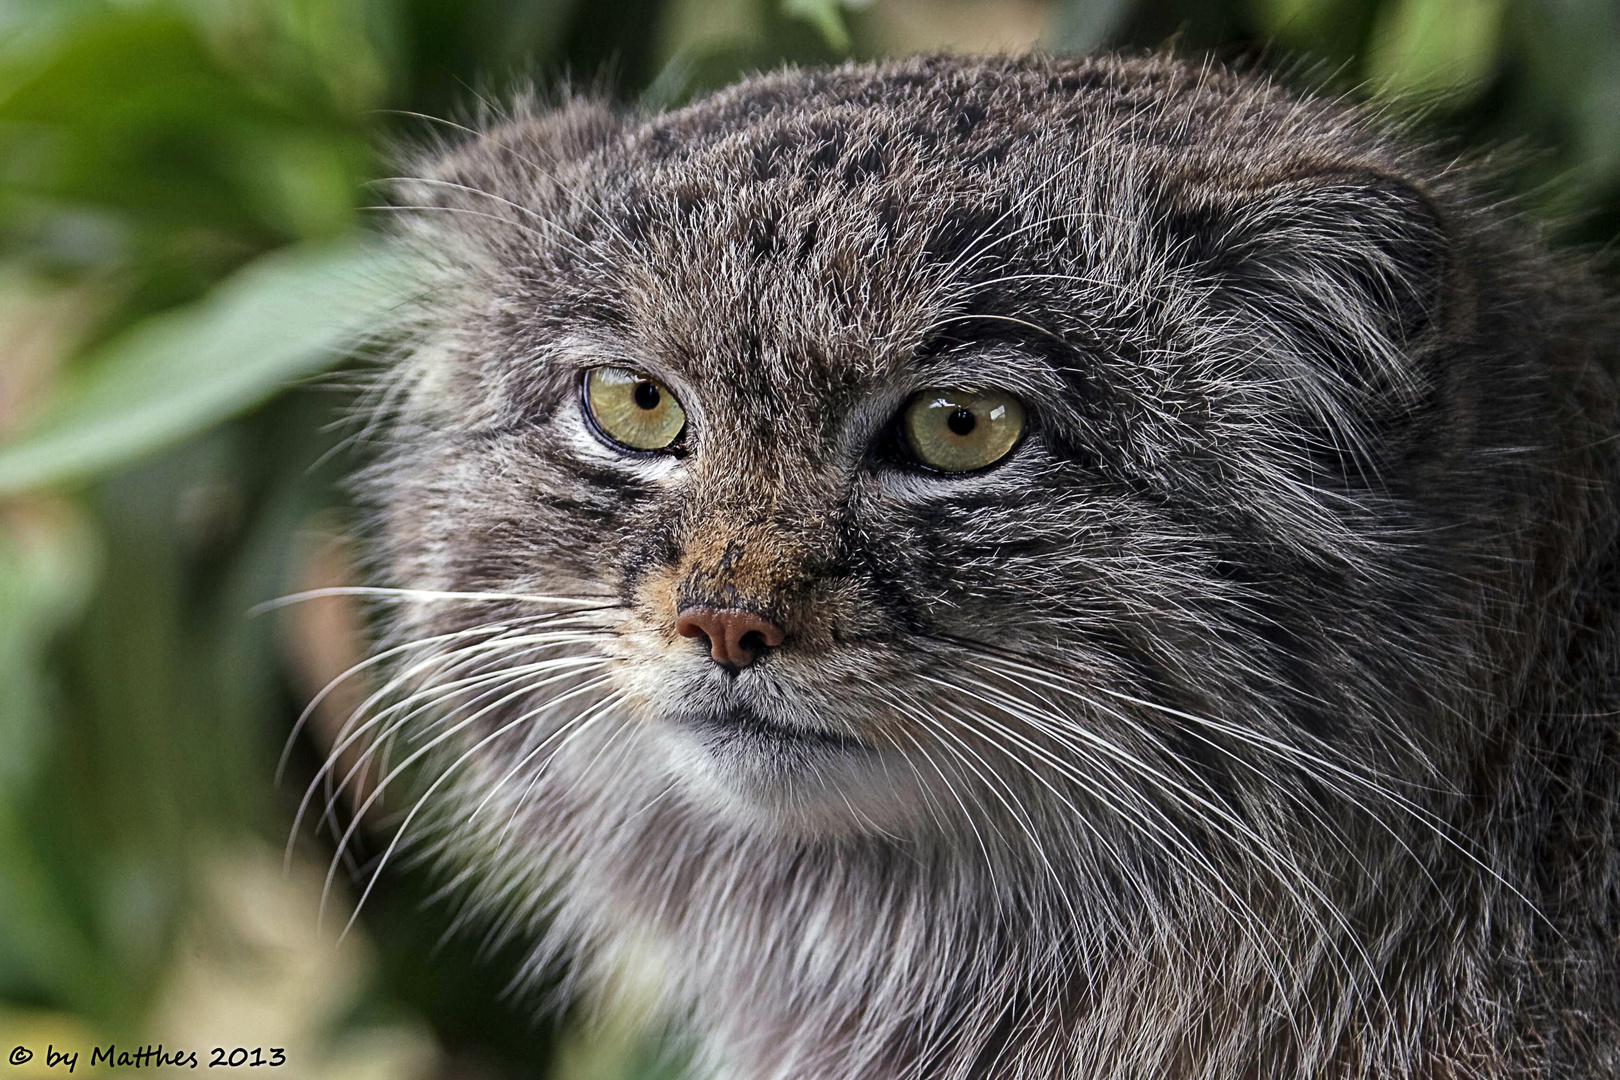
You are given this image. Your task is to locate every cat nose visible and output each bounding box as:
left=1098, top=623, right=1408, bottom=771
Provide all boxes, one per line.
left=675, top=607, right=785, bottom=669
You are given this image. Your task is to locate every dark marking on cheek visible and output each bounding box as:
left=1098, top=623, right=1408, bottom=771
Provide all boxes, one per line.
left=828, top=517, right=933, bottom=637
left=534, top=493, right=620, bottom=531
left=618, top=509, right=686, bottom=605
left=848, top=562, right=933, bottom=637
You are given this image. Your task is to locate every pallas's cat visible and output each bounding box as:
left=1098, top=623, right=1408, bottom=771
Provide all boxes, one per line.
left=350, top=54, right=1620, bottom=1079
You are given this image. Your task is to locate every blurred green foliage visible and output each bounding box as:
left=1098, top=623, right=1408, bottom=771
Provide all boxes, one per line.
left=0, top=0, right=1615, bottom=1076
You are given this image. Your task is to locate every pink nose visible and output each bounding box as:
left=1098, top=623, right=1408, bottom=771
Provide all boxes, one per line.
left=675, top=607, right=785, bottom=669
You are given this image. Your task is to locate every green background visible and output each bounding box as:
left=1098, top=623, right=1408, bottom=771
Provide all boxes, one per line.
left=0, top=0, right=1615, bottom=1076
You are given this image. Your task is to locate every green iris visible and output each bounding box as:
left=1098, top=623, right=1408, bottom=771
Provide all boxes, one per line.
left=584, top=366, right=687, bottom=451
left=901, top=388, right=1025, bottom=472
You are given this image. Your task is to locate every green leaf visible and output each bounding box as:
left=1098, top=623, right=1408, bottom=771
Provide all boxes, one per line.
left=0, top=238, right=415, bottom=495
left=0, top=800, right=102, bottom=1008
left=1247, top=0, right=1354, bottom=44
left=0, top=13, right=360, bottom=235
left=781, top=0, right=850, bottom=52
left=0, top=500, right=98, bottom=792
left=1368, top=0, right=1507, bottom=102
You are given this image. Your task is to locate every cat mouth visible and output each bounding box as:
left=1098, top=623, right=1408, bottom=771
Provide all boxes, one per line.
left=679, top=703, right=869, bottom=754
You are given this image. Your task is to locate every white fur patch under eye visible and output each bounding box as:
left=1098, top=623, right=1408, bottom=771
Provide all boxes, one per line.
left=563, top=395, right=685, bottom=483
left=874, top=436, right=1047, bottom=504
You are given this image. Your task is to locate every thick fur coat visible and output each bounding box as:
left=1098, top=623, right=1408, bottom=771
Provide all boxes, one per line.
left=352, top=54, right=1620, bottom=1078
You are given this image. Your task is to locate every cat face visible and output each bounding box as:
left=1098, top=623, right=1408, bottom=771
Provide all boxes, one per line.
left=368, top=56, right=1463, bottom=870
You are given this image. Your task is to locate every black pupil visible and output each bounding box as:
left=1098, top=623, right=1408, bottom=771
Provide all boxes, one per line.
left=946, top=408, right=976, bottom=437
left=633, top=381, right=661, bottom=410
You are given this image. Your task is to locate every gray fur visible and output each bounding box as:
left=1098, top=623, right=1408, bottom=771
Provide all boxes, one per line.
left=347, top=53, right=1620, bottom=1079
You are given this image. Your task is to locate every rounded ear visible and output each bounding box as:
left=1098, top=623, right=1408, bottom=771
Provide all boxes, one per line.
left=1216, top=175, right=1446, bottom=341
left=1164, top=174, right=1451, bottom=456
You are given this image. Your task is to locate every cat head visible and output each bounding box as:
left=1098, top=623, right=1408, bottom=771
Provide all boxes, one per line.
left=363, top=55, right=1485, bottom=887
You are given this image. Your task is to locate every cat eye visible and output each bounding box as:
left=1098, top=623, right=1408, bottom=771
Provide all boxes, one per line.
left=583, top=366, right=687, bottom=451
left=900, top=388, right=1026, bottom=473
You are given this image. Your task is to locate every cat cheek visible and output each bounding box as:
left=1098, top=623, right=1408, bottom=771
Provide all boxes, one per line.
left=868, top=438, right=1052, bottom=504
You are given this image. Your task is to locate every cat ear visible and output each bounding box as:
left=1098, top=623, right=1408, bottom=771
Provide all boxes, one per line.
left=1167, top=174, right=1450, bottom=422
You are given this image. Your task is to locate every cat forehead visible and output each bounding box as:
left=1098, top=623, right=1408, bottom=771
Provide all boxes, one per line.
left=418, top=53, right=1419, bottom=406
left=478, top=93, right=1155, bottom=385
left=603, top=54, right=1376, bottom=203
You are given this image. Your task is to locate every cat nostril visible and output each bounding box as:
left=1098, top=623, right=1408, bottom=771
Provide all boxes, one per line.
left=675, top=607, right=786, bottom=669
